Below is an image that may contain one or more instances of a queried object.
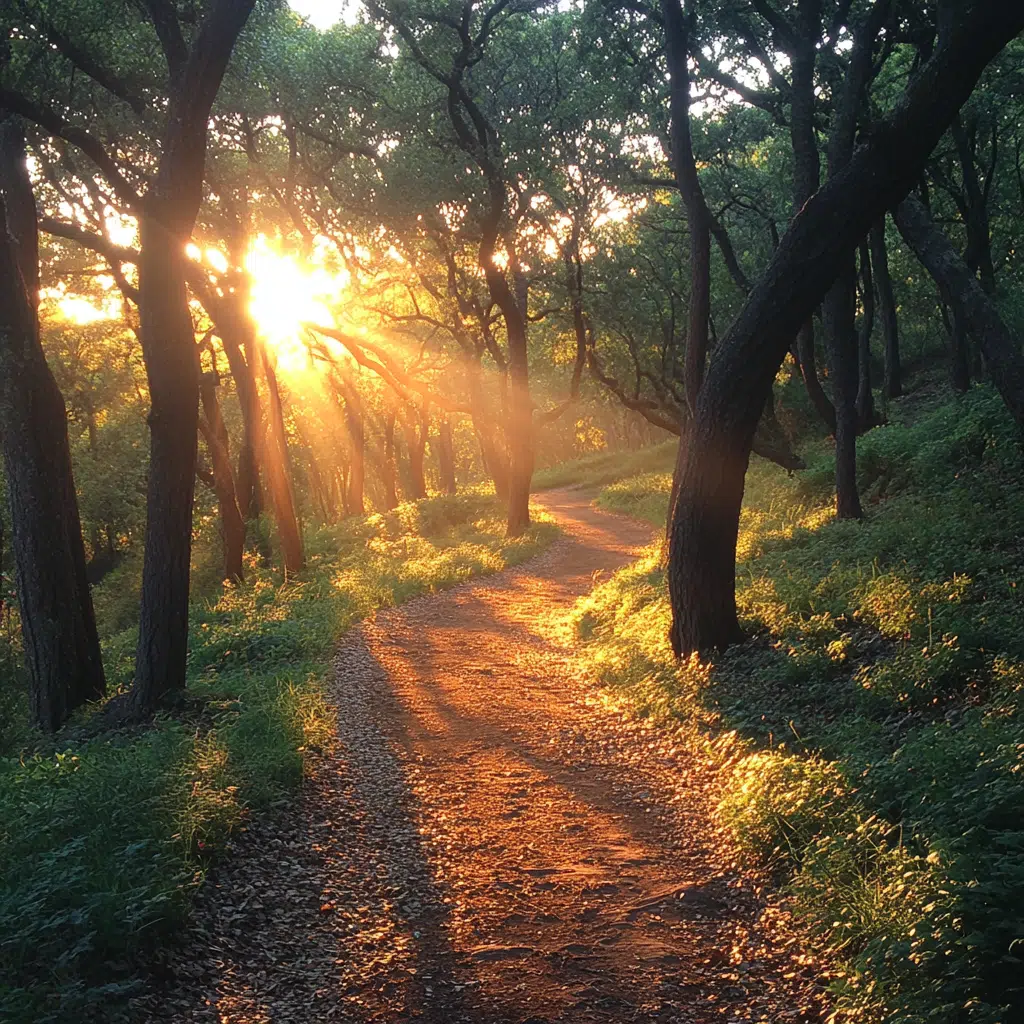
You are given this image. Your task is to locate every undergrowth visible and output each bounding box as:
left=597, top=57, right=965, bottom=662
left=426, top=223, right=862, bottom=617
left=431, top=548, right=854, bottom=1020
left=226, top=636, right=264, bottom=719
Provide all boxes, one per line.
left=531, top=439, right=676, bottom=491
left=570, top=384, right=1024, bottom=1023
left=0, top=492, right=556, bottom=1023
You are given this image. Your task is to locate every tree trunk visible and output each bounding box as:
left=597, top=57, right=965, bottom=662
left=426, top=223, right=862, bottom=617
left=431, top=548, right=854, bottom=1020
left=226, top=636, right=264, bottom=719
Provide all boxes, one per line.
left=402, top=407, right=429, bottom=501
left=382, top=409, right=400, bottom=510
left=824, top=261, right=864, bottom=519
left=129, top=0, right=257, bottom=716
left=0, top=120, right=105, bottom=731
left=667, top=0, right=1024, bottom=657
left=856, top=238, right=876, bottom=428
left=797, top=321, right=837, bottom=432
left=199, top=372, right=245, bottom=582
left=870, top=218, right=902, bottom=398
left=790, top=11, right=836, bottom=433
left=260, top=349, right=304, bottom=573
left=505, top=366, right=532, bottom=535
left=436, top=416, right=458, bottom=496
left=130, top=221, right=201, bottom=713
left=217, top=298, right=263, bottom=522
left=341, top=375, right=365, bottom=516
left=894, top=194, right=1024, bottom=427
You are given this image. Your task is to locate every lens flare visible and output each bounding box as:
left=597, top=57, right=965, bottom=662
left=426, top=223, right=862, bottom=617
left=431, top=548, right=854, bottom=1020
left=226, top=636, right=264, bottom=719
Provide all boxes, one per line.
left=245, top=234, right=350, bottom=374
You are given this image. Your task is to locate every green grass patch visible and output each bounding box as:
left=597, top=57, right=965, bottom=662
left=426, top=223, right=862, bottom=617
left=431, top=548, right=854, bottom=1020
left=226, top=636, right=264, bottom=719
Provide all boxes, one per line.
left=0, top=492, right=557, bottom=1023
left=569, top=384, right=1024, bottom=1023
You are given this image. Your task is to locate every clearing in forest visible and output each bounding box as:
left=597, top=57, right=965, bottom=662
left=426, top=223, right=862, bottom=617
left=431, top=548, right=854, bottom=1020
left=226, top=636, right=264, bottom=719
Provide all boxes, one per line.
left=136, top=491, right=822, bottom=1023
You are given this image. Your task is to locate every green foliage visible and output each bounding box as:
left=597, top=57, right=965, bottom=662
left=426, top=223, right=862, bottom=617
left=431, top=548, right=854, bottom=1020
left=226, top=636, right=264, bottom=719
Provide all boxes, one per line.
left=569, top=385, right=1024, bottom=1022
left=0, top=494, right=556, bottom=1022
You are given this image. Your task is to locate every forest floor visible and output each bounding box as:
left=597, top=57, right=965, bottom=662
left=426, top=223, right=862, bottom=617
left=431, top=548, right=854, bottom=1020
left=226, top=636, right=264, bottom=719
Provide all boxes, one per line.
left=134, top=490, right=823, bottom=1024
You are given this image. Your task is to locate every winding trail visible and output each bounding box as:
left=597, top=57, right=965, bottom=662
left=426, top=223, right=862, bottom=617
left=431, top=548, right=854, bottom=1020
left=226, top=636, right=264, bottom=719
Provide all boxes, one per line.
left=137, top=490, right=822, bottom=1023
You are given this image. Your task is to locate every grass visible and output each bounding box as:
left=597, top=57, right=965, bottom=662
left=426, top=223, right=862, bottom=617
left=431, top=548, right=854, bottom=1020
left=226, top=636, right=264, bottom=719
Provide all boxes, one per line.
left=531, top=439, right=677, bottom=491
left=567, top=384, right=1024, bottom=1023
left=0, top=492, right=557, bottom=1023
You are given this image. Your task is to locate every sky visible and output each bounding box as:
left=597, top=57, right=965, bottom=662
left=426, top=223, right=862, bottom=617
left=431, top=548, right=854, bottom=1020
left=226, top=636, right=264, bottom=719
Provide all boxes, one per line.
left=288, top=0, right=349, bottom=29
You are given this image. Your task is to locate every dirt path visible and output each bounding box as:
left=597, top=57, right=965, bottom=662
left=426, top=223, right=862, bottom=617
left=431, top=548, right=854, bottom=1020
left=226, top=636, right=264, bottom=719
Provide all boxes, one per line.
left=137, top=491, right=822, bottom=1024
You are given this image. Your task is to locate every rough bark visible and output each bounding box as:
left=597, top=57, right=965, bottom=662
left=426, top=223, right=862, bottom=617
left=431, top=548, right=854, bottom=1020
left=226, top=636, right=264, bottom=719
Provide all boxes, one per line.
left=870, top=218, right=902, bottom=398
left=668, top=0, right=1024, bottom=657
left=894, top=194, right=1024, bottom=428
left=198, top=371, right=245, bottom=582
left=0, top=119, right=106, bottom=731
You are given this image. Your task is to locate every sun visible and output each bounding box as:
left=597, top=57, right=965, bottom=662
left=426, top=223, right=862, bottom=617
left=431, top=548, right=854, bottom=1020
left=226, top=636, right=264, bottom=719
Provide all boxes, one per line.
left=244, top=235, right=351, bottom=374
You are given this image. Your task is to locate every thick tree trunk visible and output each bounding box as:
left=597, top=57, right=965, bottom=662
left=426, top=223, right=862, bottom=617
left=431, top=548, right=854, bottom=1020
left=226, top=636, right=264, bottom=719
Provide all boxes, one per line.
left=870, top=219, right=902, bottom=399
left=130, top=222, right=201, bottom=714
left=199, top=373, right=245, bottom=582
left=667, top=0, right=1024, bottom=657
left=0, top=123, right=106, bottom=730
left=436, top=416, right=458, bottom=496
left=894, top=194, right=1024, bottom=427
left=261, top=350, right=304, bottom=573
left=129, top=0, right=257, bottom=716
left=856, top=238, right=876, bottom=428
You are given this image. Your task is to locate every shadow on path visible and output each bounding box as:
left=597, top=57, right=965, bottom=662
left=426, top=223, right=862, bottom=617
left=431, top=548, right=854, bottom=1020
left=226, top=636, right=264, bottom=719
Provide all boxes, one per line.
left=134, top=489, right=823, bottom=1023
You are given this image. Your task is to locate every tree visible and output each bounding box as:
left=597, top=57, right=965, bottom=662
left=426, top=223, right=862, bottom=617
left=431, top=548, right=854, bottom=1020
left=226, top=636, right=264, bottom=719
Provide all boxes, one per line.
left=893, top=193, right=1024, bottom=429
left=667, top=0, right=1024, bottom=657
left=0, top=118, right=105, bottom=731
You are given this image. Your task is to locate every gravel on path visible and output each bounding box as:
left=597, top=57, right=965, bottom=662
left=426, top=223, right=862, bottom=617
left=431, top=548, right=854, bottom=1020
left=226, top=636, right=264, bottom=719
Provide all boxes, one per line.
left=134, top=489, right=824, bottom=1024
